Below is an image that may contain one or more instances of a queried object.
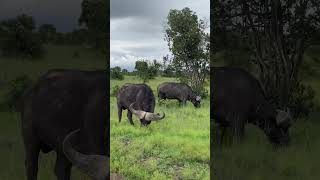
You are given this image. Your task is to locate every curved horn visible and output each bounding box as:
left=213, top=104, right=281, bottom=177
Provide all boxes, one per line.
left=276, top=109, right=290, bottom=125
left=63, top=129, right=109, bottom=180
left=144, top=111, right=166, bottom=121
left=129, top=103, right=165, bottom=121
left=129, top=103, right=146, bottom=119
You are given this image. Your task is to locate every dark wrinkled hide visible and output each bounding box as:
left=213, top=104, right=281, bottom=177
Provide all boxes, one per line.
left=157, top=82, right=201, bottom=107
left=117, top=83, right=155, bottom=126
left=21, top=69, right=109, bottom=180
left=211, top=67, right=290, bottom=145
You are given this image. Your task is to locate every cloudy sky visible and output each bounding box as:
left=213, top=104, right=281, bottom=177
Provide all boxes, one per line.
left=111, top=0, right=210, bottom=71
left=0, top=0, right=82, bottom=32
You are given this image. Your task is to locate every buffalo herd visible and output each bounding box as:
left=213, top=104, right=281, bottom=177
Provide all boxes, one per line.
left=20, top=70, right=201, bottom=179
left=116, top=82, right=202, bottom=126
left=20, top=67, right=293, bottom=179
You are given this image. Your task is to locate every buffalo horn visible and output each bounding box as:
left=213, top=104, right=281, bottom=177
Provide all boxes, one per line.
left=129, top=103, right=165, bottom=121
left=63, top=129, right=109, bottom=180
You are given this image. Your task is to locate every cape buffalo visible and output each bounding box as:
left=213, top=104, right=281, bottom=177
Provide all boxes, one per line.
left=21, top=69, right=109, bottom=180
left=157, top=82, right=201, bottom=107
left=211, top=67, right=292, bottom=145
left=117, top=83, right=165, bottom=126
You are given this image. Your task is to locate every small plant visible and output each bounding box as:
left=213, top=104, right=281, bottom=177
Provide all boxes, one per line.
left=111, top=85, right=120, bottom=97
left=5, top=75, right=32, bottom=111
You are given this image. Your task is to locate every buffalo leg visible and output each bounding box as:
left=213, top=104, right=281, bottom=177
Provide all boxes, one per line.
left=127, top=111, right=134, bottom=125
left=230, top=116, right=245, bottom=143
left=220, top=126, right=227, bottom=145
left=117, top=105, right=122, bottom=123
left=54, top=155, right=72, bottom=180
left=183, top=100, right=187, bottom=106
left=23, top=137, right=40, bottom=180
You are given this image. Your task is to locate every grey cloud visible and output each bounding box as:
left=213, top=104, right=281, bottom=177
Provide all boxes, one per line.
left=0, top=0, right=82, bottom=32
left=111, top=0, right=181, bottom=20
left=110, top=0, right=210, bottom=70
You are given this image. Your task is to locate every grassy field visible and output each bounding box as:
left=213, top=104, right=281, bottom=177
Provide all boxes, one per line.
left=110, top=76, right=210, bottom=179
left=0, top=45, right=105, bottom=180
left=212, top=46, right=320, bottom=180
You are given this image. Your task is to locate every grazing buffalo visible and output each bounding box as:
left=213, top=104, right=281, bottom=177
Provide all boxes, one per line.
left=117, top=83, right=165, bottom=126
left=21, top=69, right=109, bottom=180
left=157, top=82, right=201, bottom=108
left=211, top=67, right=292, bottom=145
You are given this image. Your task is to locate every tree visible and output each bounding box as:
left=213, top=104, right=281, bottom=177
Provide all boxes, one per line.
left=135, top=60, right=160, bottom=83
left=38, top=24, right=56, bottom=43
left=121, top=69, right=128, bottom=75
left=212, top=0, right=320, bottom=118
left=0, top=14, right=44, bottom=58
left=79, top=0, right=108, bottom=53
left=110, top=66, right=124, bottom=80
left=165, top=7, right=209, bottom=96
left=161, top=55, right=176, bottom=77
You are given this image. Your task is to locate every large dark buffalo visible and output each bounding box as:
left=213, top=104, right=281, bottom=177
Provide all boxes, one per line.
left=211, top=67, right=292, bottom=145
left=117, top=83, right=165, bottom=126
left=157, top=82, right=201, bottom=108
left=21, top=69, right=109, bottom=180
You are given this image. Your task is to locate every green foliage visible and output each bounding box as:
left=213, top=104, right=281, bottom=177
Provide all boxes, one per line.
left=165, top=7, right=209, bottom=96
left=161, top=55, right=176, bottom=77
left=162, top=65, right=175, bottom=77
left=5, top=75, right=32, bottom=111
left=135, top=60, right=160, bottom=83
left=0, top=14, right=45, bottom=59
left=121, top=68, right=128, bottom=75
left=111, top=85, right=120, bottom=97
left=38, top=24, right=56, bottom=43
left=289, top=80, right=316, bottom=120
left=111, top=66, right=124, bottom=80
left=79, top=0, right=108, bottom=53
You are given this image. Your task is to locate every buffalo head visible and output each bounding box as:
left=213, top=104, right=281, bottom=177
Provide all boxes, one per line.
left=129, top=103, right=165, bottom=125
left=266, top=108, right=292, bottom=146
left=191, top=96, right=201, bottom=108
left=63, top=129, right=109, bottom=180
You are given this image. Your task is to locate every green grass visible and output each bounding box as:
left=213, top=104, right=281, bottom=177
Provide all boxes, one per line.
left=0, top=45, right=105, bottom=180
left=212, top=45, right=320, bottom=180
left=110, top=76, right=210, bottom=179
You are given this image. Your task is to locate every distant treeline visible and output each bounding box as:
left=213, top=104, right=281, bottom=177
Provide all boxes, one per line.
left=111, top=59, right=176, bottom=81
left=0, top=0, right=107, bottom=59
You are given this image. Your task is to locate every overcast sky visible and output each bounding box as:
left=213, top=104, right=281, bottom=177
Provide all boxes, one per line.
left=111, top=0, right=210, bottom=71
left=0, top=0, right=82, bottom=32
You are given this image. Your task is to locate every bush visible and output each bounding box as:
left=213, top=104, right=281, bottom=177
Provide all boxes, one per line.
left=289, top=81, right=315, bottom=120
left=111, top=66, right=124, bottom=80
left=135, top=60, right=160, bottom=83
left=111, top=85, right=120, bottom=97
left=5, top=75, right=32, bottom=111
left=0, top=14, right=45, bottom=59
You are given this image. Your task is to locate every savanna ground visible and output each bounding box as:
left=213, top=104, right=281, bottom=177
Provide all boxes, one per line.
left=110, top=76, right=210, bottom=179
left=212, top=45, right=320, bottom=180
left=0, top=45, right=105, bottom=180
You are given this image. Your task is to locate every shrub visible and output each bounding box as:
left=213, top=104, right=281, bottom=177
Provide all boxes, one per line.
left=111, top=66, right=124, bottom=80
left=111, top=85, right=120, bottom=97
left=5, top=75, right=32, bottom=111
left=288, top=80, right=315, bottom=120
